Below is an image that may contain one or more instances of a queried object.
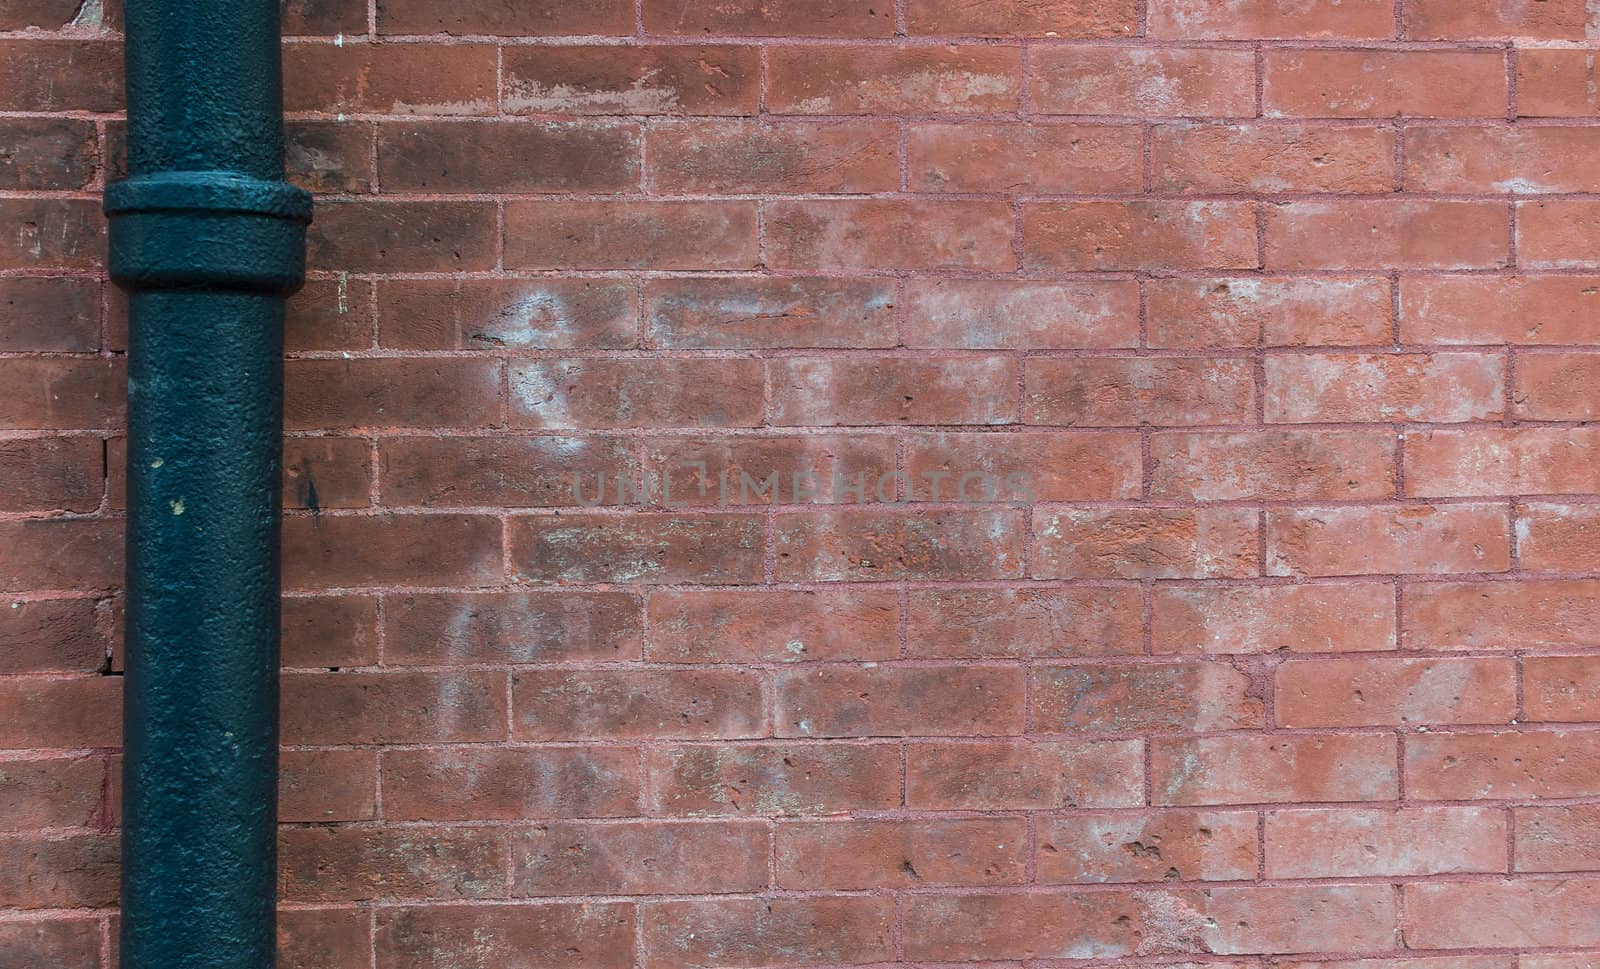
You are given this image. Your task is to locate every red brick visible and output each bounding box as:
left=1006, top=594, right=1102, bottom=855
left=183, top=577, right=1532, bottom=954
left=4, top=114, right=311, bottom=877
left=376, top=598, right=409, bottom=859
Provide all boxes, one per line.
left=767, top=45, right=1020, bottom=115
left=1037, top=810, right=1259, bottom=883
left=279, top=908, right=371, bottom=969
left=647, top=277, right=897, bottom=350
left=1026, top=357, right=1255, bottom=426
left=1518, top=50, right=1600, bottom=117
left=510, top=820, right=768, bottom=896
left=1405, top=579, right=1600, bottom=650
left=0, top=436, right=103, bottom=513
left=777, top=665, right=1024, bottom=738
left=643, top=0, right=893, bottom=36
left=1029, top=47, right=1256, bottom=117
left=279, top=827, right=506, bottom=902
left=777, top=818, right=1027, bottom=889
left=0, top=0, right=109, bottom=28
left=0, top=359, right=123, bottom=431
left=1024, top=200, right=1258, bottom=272
left=909, top=121, right=1142, bottom=193
left=1152, top=429, right=1396, bottom=501
left=1147, top=276, right=1392, bottom=349
left=510, top=512, right=764, bottom=584
left=386, top=591, right=643, bottom=665
left=906, top=587, right=1145, bottom=659
left=0, top=921, right=103, bottom=968
left=906, top=886, right=1397, bottom=958
left=1406, top=729, right=1600, bottom=798
left=1276, top=657, right=1516, bottom=727
left=281, top=670, right=506, bottom=744
left=1151, top=0, right=1396, bottom=38
left=379, top=278, right=635, bottom=351
left=0, top=277, right=100, bottom=352
left=1263, top=49, right=1508, bottom=118
left=1281, top=957, right=1509, bottom=969
left=906, top=430, right=1141, bottom=501
left=380, top=435, right=633, bottom=508
left=1033, top=662, right=1264, bottom=733
left=907, top=739, right=1143, bottom=809
left=1406, top=126, right=1600, bottom=194
left=284, top=437, right=371, bottom=511
left=1406, top=879, right=1600, bottom=949
left=1153, top=122, right=1397, bottom=193
left=642, top=433, right=896, bottom=506
left=506, top=201, right=758, bottom=270
left=1266, top=200, right=1511, bottom=270
left=282, top=43, right=496, bottom=114
left=284, top=121, right=376, bottom=195
left=647, top=119, right=896, bottom=194
left=502, top=45, right=759, bottom=115
left=1518, top=501, right=1600, bottom=571
left=1266, top=806, right=1506, bottom=877
left=1264, top=352, right=1505, bottom=423
left=641, top=897, right=894, bottom=969
left=1408, top=0, right=1592, bottom=38
left=0, top=519, right=122, bottom=593
left=287, top=359, right=499, bottom=431
left=308, top=200, right=498, bottom=272
left=382, top=747, right=641, bottom=821
left=1403, top=276, right=1600, bottom=346
left=0, top=833, right=118, bottom=909
left=279, top=748, right=376, bottom=822
left=0, top=599, right=108, bottom=674
left=0, top=40, right=122, bottom=111
left=281, top=594, right=377, bottom=668
left=1034, top=507, right=1258, bottom=580
left=770, top=357, right=1017, bottom=426
left=1516, top=805, right=1600, bottom=870
left=647, top=589, right=899, bottom=663
left=513, top=668, right=765, bottom=740
left=377, top=903, right=635, bottom=969
left=1153, top=581, right=1397, bottom=654
left=282, top=514, right=503, bottom=590
left=0, top=118, right=96, bottom=190
left=774, top=508, right=1025, bottom=581
left=1152, top=734, right=1398, bottom=805
left=0, top=199, right=104, bottom=271
left=1525, top=655, right=1600, bottom=722
left=1267, top=504, right=1511, bottom=577
left=376, top=0, right=632, bottom=35
left=767, top=199, right=1017, bottom=272
left=648, top=742, right=901, bottom=815
left=1525, top=957, right=1600, bottom=969
left=1520, top=201, right=1600, bottom=269
left=907, top=0, right=1135, bottom=36
left=281, top=276, right=374, bottom=352
left=0, top=756, right=108, bottom=830
left=904, top=278, right=1138, bottom=350
left=1518, top=352, right=1600, bottom=420
left=377, top=120, right=639, bottom=193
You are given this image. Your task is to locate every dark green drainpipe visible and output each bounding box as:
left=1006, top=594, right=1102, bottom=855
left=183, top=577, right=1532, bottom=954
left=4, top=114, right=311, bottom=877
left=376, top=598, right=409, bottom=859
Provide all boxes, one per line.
left=105, top=0, right=310, bottom=965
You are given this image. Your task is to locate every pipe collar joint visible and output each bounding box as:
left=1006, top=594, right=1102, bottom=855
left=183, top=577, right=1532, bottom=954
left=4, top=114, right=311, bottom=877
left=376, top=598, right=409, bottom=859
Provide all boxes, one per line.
left=106, top=171, right=312, bottom=296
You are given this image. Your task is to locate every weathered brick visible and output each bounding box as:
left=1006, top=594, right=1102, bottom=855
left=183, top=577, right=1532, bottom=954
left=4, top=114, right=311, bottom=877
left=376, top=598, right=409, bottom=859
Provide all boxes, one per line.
left=907, top=0, right=1135, bottom=36
left=776, top=665, right=1025, bottom=737
left=1263, top=50, right=1508, bottom=117
left=1264, top=352, right=1505, bottom=423
left=0, top=119, right=96, bottom=190
left=904, top=278, right=1140, bottom=350
left=641, top=897, right=894, bottom=969
left=1034, top=507, right=1259, bottom=580
left=1030, top=47, right=1256, bottom=117
left=1037, top=810, right=1259, bottom=883
left=1153, top=581, right=1397, bottom=654
left=1152, top=123, right=1398, bottom=193
left=1151, top=0, right=1396, bottom=38
left=283, top=43, right=496, bottom=114
left=774, top=508, right=1025, bottom=581
left=0, top=921, right=103, bottom=968
left=1406, top=879, right=1600, bottom=949
left=502, top=45, right=759, bottom=115
left=0, top=199, right=104, bottom=271
left=1276, top=657, right=1517, bottom=726
left=0, top=359, right=123, bottom=431
left=1024, top=200, right=1259, bottom=272
left=0, top=599, right=108, bottom=674
left=282, top=513, right=504, bottom=590
left=1026, top=357, right=1255, bottom=426
left=285, top=121, right=375, bottom=194
left=505, top=201, right=759, bottom=270
left=1408, top=428, right=1600, bottom=498
left=1518, top=50, right=1600, bottom=117
left=1518, top=352, right=1600, bottom=420
left=284, top=437, right=372, bottom=511
left=905, top=430, right=1141, bottom=501
left=1406, top=579, right=1600, bottom=650
left=285, top=276, right=374, bottom=352
left=279, top=827, right=506, bottom=902
left=308, top=200, right=498, bottom=272
left=1265, top=201, right=1512, bottom=270
left=0, top=40, right=122, bottom=111
left=1517, top=501, right=1600, bottom=571
left=279, top=748, right=376, bottom=822
left=770, top=357, right=1017, bottom=426
left=909, top=121, right=1142, bottom=193
left=380, top=435, right=634, bottom=507
left=906, top=587, right=1145, bottom=659
left=281, top=670, right=507, bottom=744
left=281, top=595, right=378, bottom=668
left=0, top=519, right=122, bottom=593
left=1265, top=807, right=1507, bottom=877
left=1267, top=504, right=1511, bottom=577
left=647, top=589, right=899, bottom=663
left=385, top=591, right=643, bottom=665
left=1032, top=662, right=1264, bottom=733
left=1516, top=805, right=1600, bottom=871
left=379, top=278, right=635, bottom=351
left=0, top=756, right=108, bottom=830
left=510, top=820, right=768, bottom=896
left=376, top=903, right=634, bottom=969
left=279, top=908, right=371, bottom=969
left=383, top=747, right=641, bottom=821
left=1152, top=429, right=1397, bottom=501
left=512, top=668, right=766, bottom=740
left=1519, top=201, right=1600, bottom=269
left=1407, top=729, right=1600, bottom=799
left=1525, top=655, right=1600, bottom=722
left=907, top=740, right=1143, bottom=809
left=376, top=0, right=632, bottom=35
left=1408, top=0, right=1593, bottom=39
left=648, top=742, right=902, bottom=816
left=767, top=200, right=1017, bottom=272
left=0, top=833, right=118, bottom=909
left=643, top=0, right=893, bottom=36
left=767, top=45, right=1020, bottom=115
left=510, top=512, right=765, bottom=584
left=647, top=277, right=897, bottom=349
left=289, top=359, right=500, bottom=431
left=0, top=436, right=103, bottom=513
left=0, top=277, right=100, bottom=352
left=1403, top=275, right=1600, bottom=346
left=1406, top=126, right=1600, bottom=193
left=1152, top=734, right=1399, bottom=805
left=377, top=120, right=640, bottom=193
left=777, top=818, right=1027, bottom=889
left=642, top=433, right=896, bottom=506
left=647, top=119, right=897, bottom=194
left=1147, top=276, right=1392, bottom=349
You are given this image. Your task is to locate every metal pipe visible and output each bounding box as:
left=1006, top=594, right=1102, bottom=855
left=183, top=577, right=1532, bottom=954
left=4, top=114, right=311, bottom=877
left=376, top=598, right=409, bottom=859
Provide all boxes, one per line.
left=106, top=0, right=310, bottom=964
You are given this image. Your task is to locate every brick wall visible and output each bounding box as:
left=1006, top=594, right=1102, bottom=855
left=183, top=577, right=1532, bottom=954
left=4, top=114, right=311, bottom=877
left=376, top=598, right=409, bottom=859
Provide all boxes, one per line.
left=6, top=0, right=1600, bottom=965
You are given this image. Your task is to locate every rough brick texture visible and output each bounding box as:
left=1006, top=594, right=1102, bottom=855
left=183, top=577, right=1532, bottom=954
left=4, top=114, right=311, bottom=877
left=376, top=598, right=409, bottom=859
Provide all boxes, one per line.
left=4, top=0, right=1600, bottom=966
